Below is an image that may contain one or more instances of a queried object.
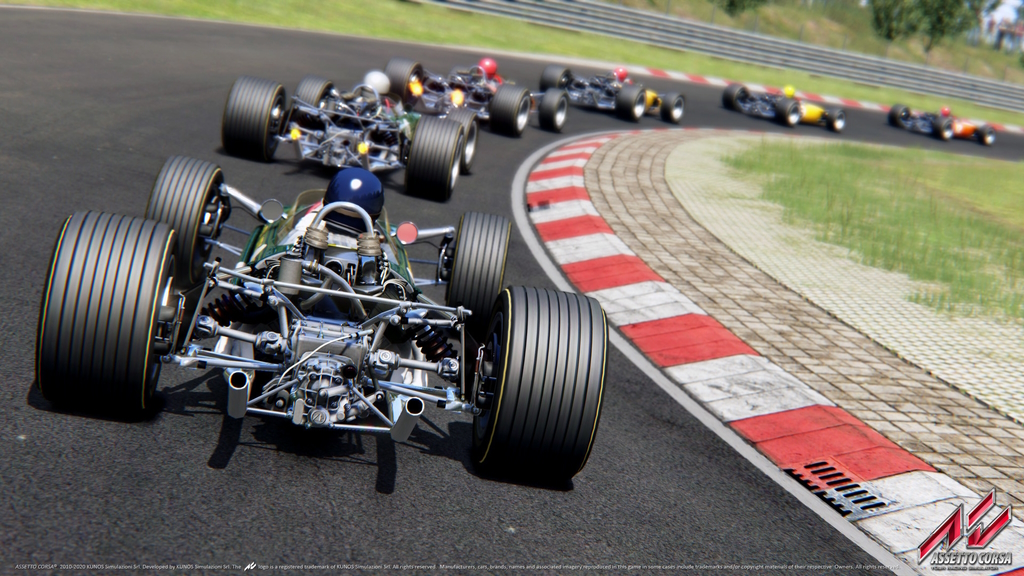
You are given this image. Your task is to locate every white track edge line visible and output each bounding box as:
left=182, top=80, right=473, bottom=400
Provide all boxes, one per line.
left=511, top=130, right=914, bottom=576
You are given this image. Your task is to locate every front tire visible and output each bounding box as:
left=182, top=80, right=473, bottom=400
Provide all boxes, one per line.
left=660, top=92, right=685, bottom=124
left=446, top=108, right=479, bottom=174
left=221, top=76, right=286, bottom=162
left=723, top=84, right=747, bottom=111
left=293, top=74, right=334, bottom=128
left=405, top=116, right=465, bottom=201
left=933, top=117, right=954, bottom=141
left=538, top=88, right=569, bottom=132
left=615, top=84, right=646, bottom=122
left=775, top=98, right=801, bottom=127
left=472, top=287, right=607, bottom=482
left=445, top=212, right=510, bottom=341
left=888, top=104, right=909, bottom=128
left=489, top=85, right=531, bottom=137
left=36, top=212, right=175, bottom=413
left=539, top=65, right=571, bottom=91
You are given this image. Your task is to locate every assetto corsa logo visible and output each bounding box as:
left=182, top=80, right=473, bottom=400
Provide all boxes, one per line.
left=918, top=489, right=1013, bottom=568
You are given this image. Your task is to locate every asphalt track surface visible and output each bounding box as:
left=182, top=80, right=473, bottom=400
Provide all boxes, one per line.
left=2, top=8, right=1021, bottom=573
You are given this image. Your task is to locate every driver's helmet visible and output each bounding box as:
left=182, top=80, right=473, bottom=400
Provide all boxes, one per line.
left=323, top=167, right=384, bottom=233
left=613, top=67, right=629, bottom=83
left=362, top=70, right=390, bottom=97
left=940, top=106, right=951, bottom=117
left=783, top=85, right=796, bottom=99
left=478, top=57, right=498, bottom=80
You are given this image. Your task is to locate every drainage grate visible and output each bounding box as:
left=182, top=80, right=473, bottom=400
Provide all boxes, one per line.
left=786, top=460, right=889, bottom=521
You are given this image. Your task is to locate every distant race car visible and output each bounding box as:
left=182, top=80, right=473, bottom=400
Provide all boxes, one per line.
left=221, top=72, right=468, bottom=201
left=888, top=105, right=995, bottom=146
left=722, top=84, right=846, bottom=132
left=538, top=65, right=685, bottom=124
left=384, top=57, right=569, bottom=152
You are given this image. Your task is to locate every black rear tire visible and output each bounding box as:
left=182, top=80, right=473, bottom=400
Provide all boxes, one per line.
left=293, top=74, right=334, bottom=128
left=615, top=84, right=646, bottom=122
left=36, top=212, right=175, bottom=414
left=933, top=116, right=954, bottom=141
left=540, top=65, right=571, bottom=91
left=489, top=85, right=532, bottom=137
left=538, top=89, right=569, bottom=132
left=146, top=156, right=226, bottom=289
left=723, top=84, right=746, bottom=110
left=221, top=76, right=286, bottom=162
left=889, top=104, right=909, bottom=128
left=775, top=97, right=801, bottom=127
left=978, top=125, right=996, bottom=146
left=660, top=92, right=685, bottom=123
left=405, top=116, right=465, bottom=201
left=384, top=57, right=424, bottom=104
left=472, top=286, right=607, bottom=482
left=446, top=108, right=479, bottom=174
left=445, top=212, right=510, bottom=341
left=826, top=109, right=846, bottom=133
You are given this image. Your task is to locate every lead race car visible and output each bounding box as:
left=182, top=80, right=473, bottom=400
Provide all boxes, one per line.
left=723, top=84, right=846, bottom=132
left=888, top=105, right=995, bottom=145
left=538, top=65, right=685, bottom=124
left=36, top=157, right=608, bottom=481
left=384, top=57, right=570, bottom=152
left=222, top=71, right=468, bottom=201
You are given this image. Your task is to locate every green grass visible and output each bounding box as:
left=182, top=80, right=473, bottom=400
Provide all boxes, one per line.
left=8, top=0, right=1024, bottom=127
left=724, top=140, right=1024, bottom=322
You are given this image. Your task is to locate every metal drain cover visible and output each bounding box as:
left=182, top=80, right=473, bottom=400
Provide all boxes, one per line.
left=786, top=460, right=889, bottom=521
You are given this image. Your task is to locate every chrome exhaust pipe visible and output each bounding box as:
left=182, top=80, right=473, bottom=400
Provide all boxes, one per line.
left=389, top=395, right=424, bottom=442
left=226, top=368, right=251, bottom=419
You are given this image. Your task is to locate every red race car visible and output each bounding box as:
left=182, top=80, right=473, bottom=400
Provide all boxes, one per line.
left=888, top=105, right=995, bottom=146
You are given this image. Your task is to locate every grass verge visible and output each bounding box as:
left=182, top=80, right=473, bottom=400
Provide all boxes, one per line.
left=724, top=140, right=1024, bottom=322
left=6, top=0, right=1024, bottom=127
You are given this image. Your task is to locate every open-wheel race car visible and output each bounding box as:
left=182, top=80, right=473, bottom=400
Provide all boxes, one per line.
left=221, top=73, right=468, bottom=201
left=383, top=57, right=569, bottom=152
left=723, top=84, right=846, bottom=132
left=538, top=65, right=685, bottom=124
left=888, top=104, right=995, bottom=146
left=36, top=156, right=608, bottom=482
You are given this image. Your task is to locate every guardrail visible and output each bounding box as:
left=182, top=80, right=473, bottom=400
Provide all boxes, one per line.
left=426, top=0, right=1024, bottom=113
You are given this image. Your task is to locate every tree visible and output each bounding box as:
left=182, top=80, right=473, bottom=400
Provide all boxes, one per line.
left=711, top=0, right=768, bottom=17
left=917, top=0, right=973, bottom=51
left=869, top=0, right=920, bottom=40
left=964, top=0, right=998, bottom=21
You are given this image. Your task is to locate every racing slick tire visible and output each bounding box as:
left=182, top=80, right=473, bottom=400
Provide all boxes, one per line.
left=978, top=125, right=996, bottom=146
left=539, top=65, right=571, bottom=91
left=888, top=104, right=909, bottom=128
left=933, top=116, right=954, bottom=141
left=615, top=84, right=646, bottom=122
left=384, top=57, right=424, bottom=104
left=775, top=98, right=801, bottom=127
left=146, top=156, right=226, bottom=289
left=447, top=108, right=479, bottom=174
left=405, top=115, right=465, bottom=201
left=722, top=84, right=747, bottom=111
left=660, top=92, right=685, bottom=124
left=37, top=211, right=175, bottom=414
left=825, top=109, right=846, bottom=133
left=222, top=76, right=287, bottom=162
left=293, top=74, right=334, bottom=127
left=471, top=286, right=607, bottom=482
left=489, top=85, right=531, bottom=137
left=445, top=212, right=511, bottom=341
left=538, top=88, right=569, bottom=133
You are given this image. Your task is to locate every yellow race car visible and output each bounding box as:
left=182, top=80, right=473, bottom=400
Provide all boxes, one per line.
left=723, top=84, right=846, bottom=132
left=540, top=65, right=686, bottom=124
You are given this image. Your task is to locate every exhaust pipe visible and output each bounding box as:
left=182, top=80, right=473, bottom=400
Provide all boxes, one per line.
left=389, top=396, right=424, bottom=442
left=226, top=368, right=251, bottom=419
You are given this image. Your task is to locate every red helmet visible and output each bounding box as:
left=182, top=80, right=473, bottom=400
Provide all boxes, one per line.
left=613, top=67, right=629, bottom=82
left=941, top=106, right=951, bottom=117
left=478, top=57, right=498, bottom=80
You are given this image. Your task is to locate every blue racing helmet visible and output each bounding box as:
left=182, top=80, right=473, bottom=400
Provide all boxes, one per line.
left=323, top=167, right=384, bottom=233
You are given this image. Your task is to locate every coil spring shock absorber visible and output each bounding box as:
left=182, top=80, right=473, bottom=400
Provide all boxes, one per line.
left=201, top=293, right=262, bottom=325
left=414, top=326, right=454, bottom=362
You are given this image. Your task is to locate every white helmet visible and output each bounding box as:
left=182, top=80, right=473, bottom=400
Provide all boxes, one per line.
left=363, top=70, right=390, bottom=96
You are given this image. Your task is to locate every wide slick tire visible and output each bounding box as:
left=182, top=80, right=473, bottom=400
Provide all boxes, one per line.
left=446, top=107, right=479, bottom=174
left=723, top=84, right=746, bottom=110
left=933, top=116, right=954, bottom=141
left=384, top=57, right=424, bottom=104
left=826, top=109, right=846, bottom=133
left=221, top=76, right=286, bottom=162
left=293, top=74, right=334, bottom=127
left=660, top=92, right=685, bottom=123
left=889, top=104, right=909, bottom=128
left=445, top=212, right=510, bottom=341
left=489, top=85, right=531, bottom=137
left=978, top=125, right=995, bottom=146
left=36, top=211, right=175, bottom=414
left=615, top=84, right=646, bottom=122
left=146, top=156, right=225, bottom=289
left=538, top=88, right=569, bottom=132
left=775, top=97, right=801, bottom=127
left=539, top=65, right=571, bottom=91
left=405, top=115, right=465, bottom=201
left=472, top=287, right=607, bottom=482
